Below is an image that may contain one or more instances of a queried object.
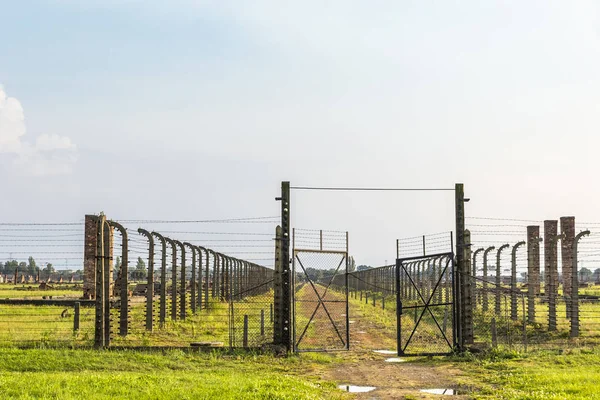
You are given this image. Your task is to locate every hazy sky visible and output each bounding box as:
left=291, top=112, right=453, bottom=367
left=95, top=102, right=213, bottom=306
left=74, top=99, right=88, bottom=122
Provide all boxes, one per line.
left=1, top=1, right=600, bottom=267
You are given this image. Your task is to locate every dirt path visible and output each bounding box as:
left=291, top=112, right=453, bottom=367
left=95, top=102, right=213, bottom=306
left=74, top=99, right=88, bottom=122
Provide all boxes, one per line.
left=295, top=283, right=468, bottom=398
left=320, top=353, right=469, bottom=400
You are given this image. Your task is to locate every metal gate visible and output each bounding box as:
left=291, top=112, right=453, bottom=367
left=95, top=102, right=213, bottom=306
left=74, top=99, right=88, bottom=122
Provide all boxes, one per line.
left=292, top=249, right=349, bottom=351
left=396, top=252, right=455, bottom=356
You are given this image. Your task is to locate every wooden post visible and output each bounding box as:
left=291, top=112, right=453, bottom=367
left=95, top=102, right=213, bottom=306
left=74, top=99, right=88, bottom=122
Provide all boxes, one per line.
left=243, top=315, right=249, bottom=348
left=491, top=318, right=498, bottom=348
left=74, top=302, right=80, bottom=332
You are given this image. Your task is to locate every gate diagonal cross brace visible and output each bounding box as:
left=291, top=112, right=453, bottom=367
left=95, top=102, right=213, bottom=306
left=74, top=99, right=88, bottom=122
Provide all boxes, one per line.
left=400, top=256, right=453, bottom=353
left=295, top=254, right=346, bottom=348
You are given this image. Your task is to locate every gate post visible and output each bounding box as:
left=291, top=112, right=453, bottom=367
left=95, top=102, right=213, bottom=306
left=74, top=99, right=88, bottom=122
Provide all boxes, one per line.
left=273, top=226, right=283, bottom=345
left=454, top=183, right=467, bottom=350
left=275, top=181, right=291, bottom=351
left=463, top=229, right=473, bottom=345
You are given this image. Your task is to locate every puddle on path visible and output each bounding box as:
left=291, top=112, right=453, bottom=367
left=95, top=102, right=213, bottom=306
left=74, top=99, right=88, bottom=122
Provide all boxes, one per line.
left=356, top=331, right=367, bottom=334
left=420, top=388, right=461, bottom=395
left=385, top=357, right=406, bottom=363
left=373, top=350, right=396, bottom=355
left=338, top=385, right=377, bottom=393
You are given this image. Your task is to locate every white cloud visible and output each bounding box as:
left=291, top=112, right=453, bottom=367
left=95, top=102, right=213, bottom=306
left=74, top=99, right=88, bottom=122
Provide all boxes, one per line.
left=0, top=86, right=78, bottom=176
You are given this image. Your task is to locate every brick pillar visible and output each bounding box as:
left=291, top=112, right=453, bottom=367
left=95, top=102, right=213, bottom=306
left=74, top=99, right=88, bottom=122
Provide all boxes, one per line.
left=84, top=214, right=114, bottom=299
left=560, top=216, right=575, bottom=319
left=527, top=226, right=540, bottom=324
left=84, top=215, right=98, bottom=299
left=544, top=220, right=558, bottom=331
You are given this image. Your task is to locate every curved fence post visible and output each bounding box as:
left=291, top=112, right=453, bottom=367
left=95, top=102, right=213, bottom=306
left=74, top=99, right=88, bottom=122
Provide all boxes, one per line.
left=472, top=248, right=484, bottom=310
left=138, top=228, right=155, bottom=331
left=151, top=231, right=167, bottom=327
left=165, top=237, right=177, bottom=321
left=176, top=240, right=185, bottom=320
left=184, top=243, right=196, bottom=314
left=197, top=246, right=208, bottom=310
left=571, top=230, right=590, bottom=338
left=482, top=246, right=495, bottom=312
left=108, top=220, right=128, bottom=337
left=511, top=241, right=526, bottom=321
left=495, top=244, right=510, bottom=315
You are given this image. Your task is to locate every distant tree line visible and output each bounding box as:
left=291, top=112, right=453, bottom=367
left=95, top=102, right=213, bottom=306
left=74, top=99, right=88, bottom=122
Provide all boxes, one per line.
left=0, top=256, right=81, bottom=279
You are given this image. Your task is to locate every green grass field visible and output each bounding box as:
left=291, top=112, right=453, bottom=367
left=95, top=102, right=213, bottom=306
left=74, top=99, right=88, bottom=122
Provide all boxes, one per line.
left=0, top=348, right=345, bottom=400
left=451, top=348, right=600, bottom=399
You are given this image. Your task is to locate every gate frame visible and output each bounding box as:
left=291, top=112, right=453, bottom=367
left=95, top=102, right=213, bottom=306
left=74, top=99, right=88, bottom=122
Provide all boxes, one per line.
left=292, top=242, right=349, bottom=353
left=396, top=251, right=456, bottom=356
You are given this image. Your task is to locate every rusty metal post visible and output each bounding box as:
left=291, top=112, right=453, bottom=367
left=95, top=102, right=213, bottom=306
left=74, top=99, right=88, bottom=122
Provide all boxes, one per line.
left=495, top=244, right=510, bottom=315
left=108, top=220, right=128, bottom=336
left=138, top=229, right=154, bottom=331
left=151, top=232, right=167, bottom=327
left=511, top=241, right=526, bottom=321
left=482, top=246, right=496, bottom=312
left=571, top=230, right=590, bottom=338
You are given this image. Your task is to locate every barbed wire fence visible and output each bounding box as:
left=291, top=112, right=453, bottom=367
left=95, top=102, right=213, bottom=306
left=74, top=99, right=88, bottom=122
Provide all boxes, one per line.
left=0, top=215, right=279, bottom=349
left=465, top=216, right=599, bottom=352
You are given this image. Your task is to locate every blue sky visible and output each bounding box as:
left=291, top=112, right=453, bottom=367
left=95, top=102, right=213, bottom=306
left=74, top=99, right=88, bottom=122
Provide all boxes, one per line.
left=1, top=1, right=600, bottom=266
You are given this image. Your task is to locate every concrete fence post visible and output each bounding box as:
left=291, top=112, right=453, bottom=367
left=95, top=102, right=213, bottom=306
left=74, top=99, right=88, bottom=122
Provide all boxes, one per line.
left=527, top=226, right=541, bottom=325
